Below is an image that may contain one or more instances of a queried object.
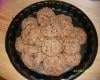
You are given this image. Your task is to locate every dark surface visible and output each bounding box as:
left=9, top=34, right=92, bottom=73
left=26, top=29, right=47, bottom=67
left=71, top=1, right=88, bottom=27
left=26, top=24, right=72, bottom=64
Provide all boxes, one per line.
left=5, top=1, right=98, bottom=80
left=0, top=76, right=6, bottom=80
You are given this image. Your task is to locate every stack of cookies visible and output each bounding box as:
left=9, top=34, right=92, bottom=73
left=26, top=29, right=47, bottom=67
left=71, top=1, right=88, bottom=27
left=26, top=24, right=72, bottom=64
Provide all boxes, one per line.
left=15, top=7, right=87, bottom=76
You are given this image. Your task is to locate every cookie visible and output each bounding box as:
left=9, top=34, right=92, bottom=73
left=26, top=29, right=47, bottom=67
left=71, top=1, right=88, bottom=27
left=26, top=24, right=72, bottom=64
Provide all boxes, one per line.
left=34, top=33, right=45, bottom=47
left=63, top=37, right=80, bottom=55
left=70, top=27, right=87, bottom=44
left=41, top=16, right=61, bottom=37
left=57, top=14, right=72, bottom=23
left=22, top=44, right=45, bottom=70
left=43, top=54, right=66, bottom=76
left=23, top=45, right=40, bottom=54
left=37, top=7, right=55, bottom=26
left=15, top=37, right=24, bottom=53
left=21, top=26, right=41, bottom=45
left=21, top=52, right=43, bottom=70
left=21, top=17, right=38, bottom=30
left=41, top=38, right=63, bottom=56
left=63, top=53, right=81, bottom=67
left=56, top=14, right=73, bottom=37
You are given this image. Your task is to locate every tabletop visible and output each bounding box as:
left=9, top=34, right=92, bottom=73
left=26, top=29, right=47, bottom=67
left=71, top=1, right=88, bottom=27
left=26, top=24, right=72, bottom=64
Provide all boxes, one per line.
left=0, top=0, right=100, bottom=80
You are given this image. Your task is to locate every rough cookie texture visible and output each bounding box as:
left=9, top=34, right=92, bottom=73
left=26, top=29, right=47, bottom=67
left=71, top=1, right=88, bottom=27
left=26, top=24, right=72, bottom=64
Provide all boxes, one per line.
left=57, top=14, right=72, bottom=23
left=15, top=37, right=24, bottom=53
left=23, top=45, right=40, bottom=54
left=41, top=16, right=61, bottom=37
left=63, top=53, right=81, bottom=67
left=43, top=54, right=66, bottom=76
left=21, top=52, right=43, bottom=70
left=21, top=17, right=38, bottom=30
left=37, top=7, right=55, bottom=26
left=70, top=27, right=87, bottom=44
left=63, top=37, right=80, bottom=55
left=56, top=14, right=73, bottom=37
left=42, top=38, right=63, bottom=56
left=21, top=25, right=41, bottom=45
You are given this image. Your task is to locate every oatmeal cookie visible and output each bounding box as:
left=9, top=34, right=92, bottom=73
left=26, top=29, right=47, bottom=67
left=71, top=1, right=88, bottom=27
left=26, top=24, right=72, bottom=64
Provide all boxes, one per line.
left=21, top=52, right=43, bottom=70
left=21, top=26, right=41, bottom=45
left=56, top=14, right=73, bottom=37
left=23, top=45, right=40, bottom=54
left=57, top=14, right=72, bottom=23
left=43, top=54, right=66, bottom=76
left=63, top=37, right=80, bottom=55
left=21, top=17, right=38, bottom=30
left=41, top=16, right=61, bottom=37
left=70, top=27, right=87, bottom=44
left=63, top=53, right=81, bottom=67
left=15, top=37, right=24, bottom=53
left=42, top=38, right=63, bottom=56
left=37, top=7, right=55, bottom=26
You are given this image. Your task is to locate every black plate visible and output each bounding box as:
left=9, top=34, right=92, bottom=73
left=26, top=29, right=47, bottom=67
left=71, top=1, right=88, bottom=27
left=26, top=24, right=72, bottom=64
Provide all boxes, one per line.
left=5, top=1, right=98, bottom=80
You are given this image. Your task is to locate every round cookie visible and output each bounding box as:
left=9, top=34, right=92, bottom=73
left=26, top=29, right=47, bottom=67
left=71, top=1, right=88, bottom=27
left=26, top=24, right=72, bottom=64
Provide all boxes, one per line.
left=41, top=38, right=63, bottom=56
left=21, top=23, right=31, bottom=44
left=37, top=7, right=55, bottom=26
left=23, top=45, right=40, bottom=54
left=23, top=44, right=46, bottom=60
left=21, top=52, right=43, bottom=70
left=34, top=33, right=45, bottom=47
left=43, top=54, right=66, bottom=76
left=70, top=27, right=87, bottom=44
left=63, top=37, right=80, bottom=55
left=21, top=17, right=38, bottom=30
left=15, top=37, right=24, bottom=53
left=41, top=16, right=61, bottom=37
left=22, top=44, right=45, bottom=70
left=56, top=14, right=73, bottom=37
left=63, top=53, right=81, bottom=67
left=57, top=14, right=72, bottom=23
left=21, top=26, right=41, bottom=45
